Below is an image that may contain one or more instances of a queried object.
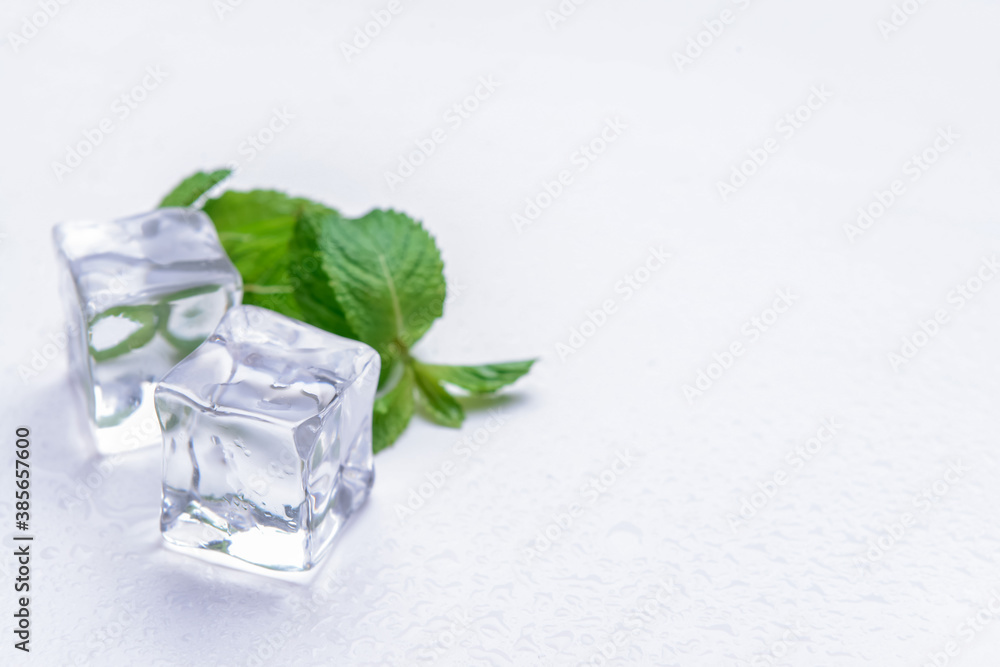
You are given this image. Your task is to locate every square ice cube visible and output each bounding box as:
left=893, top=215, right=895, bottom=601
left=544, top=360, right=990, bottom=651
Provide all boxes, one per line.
left=53, top=208, right=242, bottom=454
left=155, top=305, right=380, bottom=571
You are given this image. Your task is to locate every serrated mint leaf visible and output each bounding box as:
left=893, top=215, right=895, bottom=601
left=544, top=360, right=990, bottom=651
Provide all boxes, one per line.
left=159, top=168, right=231, bottom=208
left=373, top=364, right=416, bottom=453
left=412, top=363, right=464, bottom=428
left=301, top=209, right=446, bottom=363
left=288, top=209, right=355, bottom=340
left=202, top=190, right=332, bottom=319
left=158, top=169, right=538, bottom=454
left=418, top=359, right=536, bottom=394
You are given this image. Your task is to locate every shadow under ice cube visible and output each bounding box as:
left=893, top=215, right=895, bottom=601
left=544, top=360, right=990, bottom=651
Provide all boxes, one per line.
left=156, top=305, right=380, bottom=571
left=53, top=208, right=242, bottom=453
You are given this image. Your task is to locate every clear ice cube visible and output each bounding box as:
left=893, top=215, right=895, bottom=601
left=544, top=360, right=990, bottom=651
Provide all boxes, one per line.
left=155, top=305, right=380, bottom=571
left=53, top=208, right=242, bottom=453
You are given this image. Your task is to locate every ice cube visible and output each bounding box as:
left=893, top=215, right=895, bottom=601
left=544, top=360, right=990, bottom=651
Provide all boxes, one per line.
left=53, top=208, right=242, bottom=453
left=155, top=305, right=380, bottom=571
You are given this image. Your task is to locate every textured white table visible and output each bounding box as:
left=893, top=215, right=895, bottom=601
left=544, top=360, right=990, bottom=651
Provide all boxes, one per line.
left=3, top=1, right=1000, bottom=665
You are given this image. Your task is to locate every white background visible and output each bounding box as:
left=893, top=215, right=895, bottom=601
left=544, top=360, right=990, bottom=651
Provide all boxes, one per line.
left=2, top=1, right=1000, bottom=665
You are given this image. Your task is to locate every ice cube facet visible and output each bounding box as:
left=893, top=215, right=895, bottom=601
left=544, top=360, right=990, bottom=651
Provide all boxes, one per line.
left=53, top=208, right=242, bottom=454
left=155, top=305, right=380, bottom=571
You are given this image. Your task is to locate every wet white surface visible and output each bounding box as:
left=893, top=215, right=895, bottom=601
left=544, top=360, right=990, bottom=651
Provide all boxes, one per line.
left=2, top=1, right=1000, bottom=665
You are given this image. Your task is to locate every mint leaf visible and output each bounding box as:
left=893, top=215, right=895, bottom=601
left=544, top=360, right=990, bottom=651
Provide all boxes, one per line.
left=412, top=363, right=464, bottom=428
left=159, top=169, right=231, bottom=207
left=417, top=360, right=536, bottom=394
left=88, top=305, right=159, bottom=362
left=155, top=284, right=227, bottom=356
left=300, top=209, right=446, bottom=362
left=203, top=190, right=332, bottom=319
left=157, top=170, right=537, bottom=454
left=373, top=364, right=416, bottom=453
left=288, top=209, right=355, bottom=339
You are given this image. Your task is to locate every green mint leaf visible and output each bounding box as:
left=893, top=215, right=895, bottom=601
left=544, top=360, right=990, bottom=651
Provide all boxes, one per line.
left=154, top=285, right=224, bottom=356
left=159, top=170, right=538, bottom=454
left=298, top=208, right=446, bottom=361
left=158, top=168, right=231, bottom=208
left=412, top=363, right=465, bottom=428
left=202, top=190, right=332, bottom=319
left=417, top=359, right=536, bottom=394
left=288, top=209, right=356, bottom=340
left=89, top=305, right=158, bottom=362
left=373, top=364, right=416, bottom=453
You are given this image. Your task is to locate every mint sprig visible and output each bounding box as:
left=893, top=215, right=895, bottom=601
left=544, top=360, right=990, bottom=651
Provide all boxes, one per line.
left=372, top=364, right=416, bottom=449
left=203, top=189, right=334, bottom=320
left=158, top=168, right=231, bottom=207
left=293, top=207, right=445, bottom=383
left=413, top=363, right=466, bottom=428
left=416, top=360, right=538, bottom=394
left=159, top=169, right=534, bottom=452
